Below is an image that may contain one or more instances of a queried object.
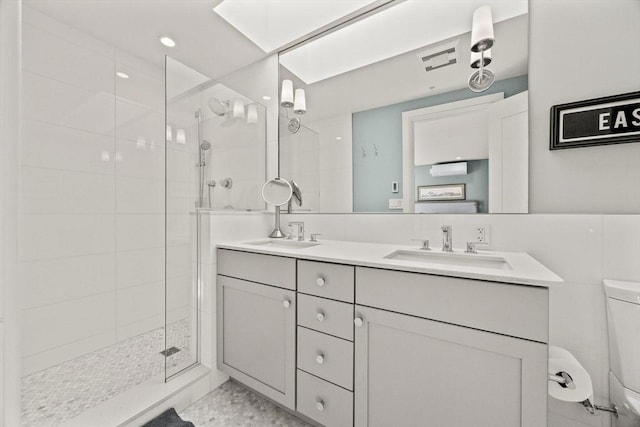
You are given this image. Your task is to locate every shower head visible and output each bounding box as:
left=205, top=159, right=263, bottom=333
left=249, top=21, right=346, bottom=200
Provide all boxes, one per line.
left=207, top=97, right=229, bottom=117
left=200, top=140, right=212, bottom=151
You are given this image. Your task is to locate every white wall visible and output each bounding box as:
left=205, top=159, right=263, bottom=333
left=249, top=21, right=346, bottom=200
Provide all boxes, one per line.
left=529, top=0, right=640, bottom=214
left=20, top=6, right=170, bottom=374
left=1, top=0, right=22, bottom=424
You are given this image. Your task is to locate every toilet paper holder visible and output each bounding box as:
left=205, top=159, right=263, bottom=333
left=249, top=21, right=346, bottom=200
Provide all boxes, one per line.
left=548, top=372, right=618, bottom=417
left=548, top=372, right=576, bottom=389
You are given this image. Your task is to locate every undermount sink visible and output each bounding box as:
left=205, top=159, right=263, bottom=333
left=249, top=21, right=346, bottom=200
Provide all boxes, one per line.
left=246, top=239, right=320, bottom=249
left=384, top=250, right=512, bottom=270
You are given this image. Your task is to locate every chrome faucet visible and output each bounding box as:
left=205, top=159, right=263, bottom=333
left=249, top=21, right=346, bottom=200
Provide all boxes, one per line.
left=288, top=221, right=305, bottom=241
left=441, top=225, right=453, bottom=252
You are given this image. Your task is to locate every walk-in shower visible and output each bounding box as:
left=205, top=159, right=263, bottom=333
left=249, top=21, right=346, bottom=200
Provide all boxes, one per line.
left=18, top=6, right=269, bottom=424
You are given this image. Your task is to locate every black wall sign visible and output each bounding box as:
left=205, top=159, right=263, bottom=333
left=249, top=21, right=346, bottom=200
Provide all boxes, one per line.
left=550, top=91, right=640, bottom=150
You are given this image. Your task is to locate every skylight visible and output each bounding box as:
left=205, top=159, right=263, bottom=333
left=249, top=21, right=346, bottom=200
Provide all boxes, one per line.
left=212, top=0, right=380, bottom=53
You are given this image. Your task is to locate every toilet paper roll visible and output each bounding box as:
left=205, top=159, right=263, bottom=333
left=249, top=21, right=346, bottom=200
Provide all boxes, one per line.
left=548, top=346, right=594, bottom=403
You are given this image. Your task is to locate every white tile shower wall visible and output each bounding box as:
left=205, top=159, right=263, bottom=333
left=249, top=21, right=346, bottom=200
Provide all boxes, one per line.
left=203, top=117, right=265, bottom=210
left=308, top=114, right=353, bottom=213
left=20, top=7, right=169, bottom=374
left=282, top=212, right=640, bottom=427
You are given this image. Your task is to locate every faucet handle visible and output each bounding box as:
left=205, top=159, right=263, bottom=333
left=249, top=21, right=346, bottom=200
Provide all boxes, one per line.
left=411, top=239, right=431, bottom=250
left=465, top=241, right=478, bottom=254
left=310, top=233, right=322, bottom=242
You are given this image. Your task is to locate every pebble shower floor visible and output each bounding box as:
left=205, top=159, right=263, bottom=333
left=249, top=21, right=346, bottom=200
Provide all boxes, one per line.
left=21, top=319, right=192, bottom=426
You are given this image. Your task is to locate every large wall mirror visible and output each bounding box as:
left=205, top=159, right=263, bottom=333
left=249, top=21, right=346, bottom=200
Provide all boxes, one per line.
left=278, top=0, right=528, bottom=214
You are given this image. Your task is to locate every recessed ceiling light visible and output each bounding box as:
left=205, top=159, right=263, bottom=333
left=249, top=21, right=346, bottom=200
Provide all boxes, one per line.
left=336, top=136, right=343, bottom=140
left=262, top=95, right=272, bottom=101
left=456, top=156, right=462, bottom=160
left=116, top=71, right=129, bottom=79
left=159, top=36, right=176, bottom=47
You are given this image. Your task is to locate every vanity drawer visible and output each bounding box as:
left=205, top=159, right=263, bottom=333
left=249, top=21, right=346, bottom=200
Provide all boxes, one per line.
left=356, top=267, right=549, bottom=343
left=217, top=249, right=296, bottom=290
left=298, top=294, right=354, bottom=341
left=297, top=326, right=353, bottom=390
left=298, top=260, right=354, bottom=303
left=297, top=369, right=353, bottom=427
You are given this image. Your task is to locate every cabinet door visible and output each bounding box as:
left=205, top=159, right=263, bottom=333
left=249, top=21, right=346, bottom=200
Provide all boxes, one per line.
left=354, top=306, right=547, bottom=427
left=217, top=275, right=296, bottom=409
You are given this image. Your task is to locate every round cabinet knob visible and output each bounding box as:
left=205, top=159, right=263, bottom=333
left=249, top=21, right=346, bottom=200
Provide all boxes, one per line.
left=316, top=276, right=326, bottom=287
left=354, top=317, right=363, bottom=327
left=316, top=399, right=325, bottom=412
left=316, top=353, right=325, bottom=364
left=316, top=311, right=325, bottom=322
left=283, top=299, right=291, bottom=308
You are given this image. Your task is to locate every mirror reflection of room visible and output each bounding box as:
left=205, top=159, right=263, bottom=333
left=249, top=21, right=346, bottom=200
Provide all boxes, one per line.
left=278, top=1, right=528, bottom=214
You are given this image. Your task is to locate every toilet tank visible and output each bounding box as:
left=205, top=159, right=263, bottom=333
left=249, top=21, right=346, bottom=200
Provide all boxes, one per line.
left=604, top=280, right=640, bottom=394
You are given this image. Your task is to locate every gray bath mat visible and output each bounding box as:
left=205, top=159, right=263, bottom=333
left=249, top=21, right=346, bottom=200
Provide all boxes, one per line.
left=141, top=408, right=194, bottom=427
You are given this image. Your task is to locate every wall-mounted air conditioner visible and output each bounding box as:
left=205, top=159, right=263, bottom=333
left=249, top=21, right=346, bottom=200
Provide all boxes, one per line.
left=430, top=162, right=467, bottom=177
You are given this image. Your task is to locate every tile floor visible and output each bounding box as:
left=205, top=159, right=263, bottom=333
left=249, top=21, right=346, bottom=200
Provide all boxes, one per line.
left=21, top=319, right=194, bottom=426
left=180, top=380, right=313, bottom=427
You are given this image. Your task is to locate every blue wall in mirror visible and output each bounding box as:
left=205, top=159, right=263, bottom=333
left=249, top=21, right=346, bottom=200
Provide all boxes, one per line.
left=352, top=75, right=528, bottom=212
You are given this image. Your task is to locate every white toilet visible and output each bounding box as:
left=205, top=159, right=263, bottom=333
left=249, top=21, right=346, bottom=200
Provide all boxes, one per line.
left=604, top=279, right=640, bottom=427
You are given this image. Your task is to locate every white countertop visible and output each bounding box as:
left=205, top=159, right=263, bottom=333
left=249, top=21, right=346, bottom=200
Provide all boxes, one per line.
left=217, top=239, right=563, bottom=287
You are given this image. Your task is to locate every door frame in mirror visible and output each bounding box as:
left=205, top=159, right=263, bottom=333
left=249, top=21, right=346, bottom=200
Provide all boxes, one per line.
left=402, top=93, right=504, bottom=212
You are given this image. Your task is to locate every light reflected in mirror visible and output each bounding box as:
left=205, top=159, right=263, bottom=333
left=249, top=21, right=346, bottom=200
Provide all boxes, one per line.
left=278, top=0, right=528, bottom=214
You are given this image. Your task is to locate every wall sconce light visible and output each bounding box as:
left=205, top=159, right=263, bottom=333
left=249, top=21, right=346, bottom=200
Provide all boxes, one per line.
left=176, top=128, right=186, bottom=144
left=247, top=104, right=258, bottom=124
left=232, top=99, right=246, bottom=120
left=468, top=5, right=495, bottom=92
left=281, top=80, right=294, bottom=108
left=281, top=79, right=306, bottom=133
left=470, top=48, right=491, bottom=69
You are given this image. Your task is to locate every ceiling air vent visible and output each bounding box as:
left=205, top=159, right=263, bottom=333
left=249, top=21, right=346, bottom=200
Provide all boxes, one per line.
left=417, top=40, right=459, bottom=72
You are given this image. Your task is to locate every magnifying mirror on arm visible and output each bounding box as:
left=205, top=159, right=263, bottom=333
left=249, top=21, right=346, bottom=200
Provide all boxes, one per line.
left=261, top=177, right=293, bottom=238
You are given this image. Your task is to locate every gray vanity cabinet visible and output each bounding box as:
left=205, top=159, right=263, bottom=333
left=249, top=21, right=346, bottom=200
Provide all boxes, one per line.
left=353, top=267, right=548, bottom=427
left=217, top=248, right=550, bottom=427
left=216, top=250, right=296, bottom=409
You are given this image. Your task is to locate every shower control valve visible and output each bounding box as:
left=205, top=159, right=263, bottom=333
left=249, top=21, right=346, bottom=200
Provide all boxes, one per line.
left=219, top=178, right=233, bottom=189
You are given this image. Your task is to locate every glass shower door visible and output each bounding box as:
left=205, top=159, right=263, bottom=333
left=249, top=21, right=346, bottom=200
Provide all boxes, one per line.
left=164, top=56, right=206, bottom=379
